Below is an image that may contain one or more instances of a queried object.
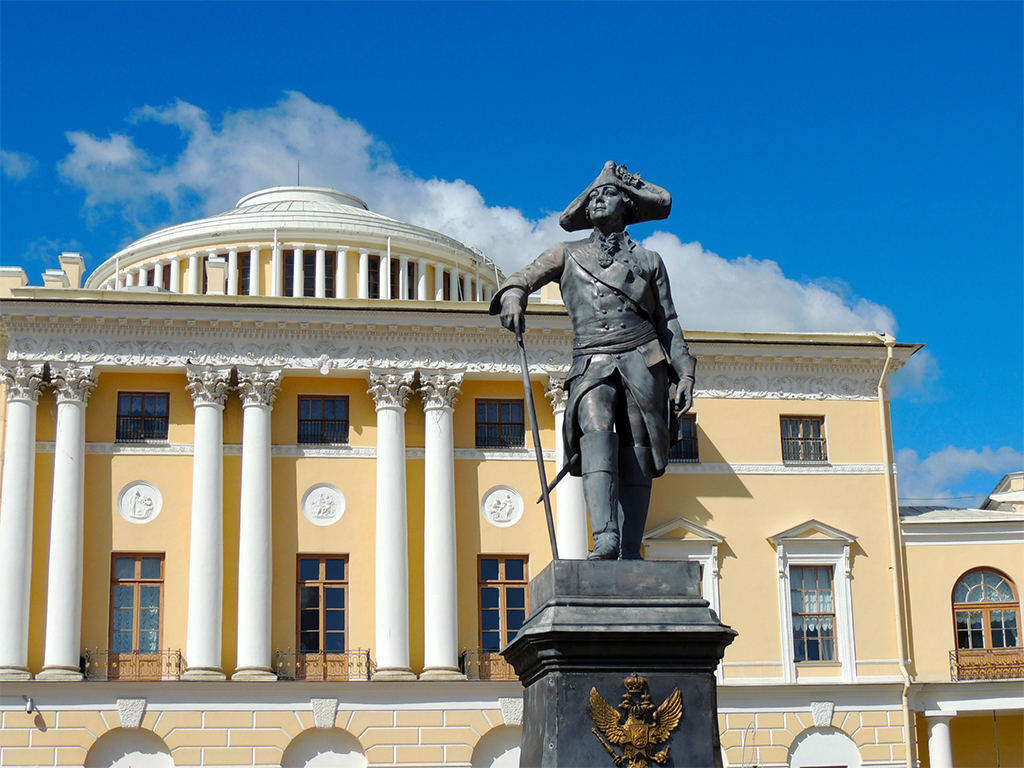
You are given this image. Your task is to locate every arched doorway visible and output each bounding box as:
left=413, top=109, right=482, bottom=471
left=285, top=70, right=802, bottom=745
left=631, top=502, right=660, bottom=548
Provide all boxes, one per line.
left=471, top=725, right=522, bottom=768
left=280, top=728, right=367, bottom=768
left=84, top=728, right=173, bottom=768
left=788, top=726, right=861, bottom=768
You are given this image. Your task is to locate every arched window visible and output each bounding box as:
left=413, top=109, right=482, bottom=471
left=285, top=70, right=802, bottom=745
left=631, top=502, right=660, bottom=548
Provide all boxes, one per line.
left=953, top=569, right=1020, bottom=650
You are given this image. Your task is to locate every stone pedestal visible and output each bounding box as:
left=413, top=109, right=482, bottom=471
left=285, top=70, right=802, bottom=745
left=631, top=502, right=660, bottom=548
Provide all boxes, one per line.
left=502, top=560, right=736, bottom=768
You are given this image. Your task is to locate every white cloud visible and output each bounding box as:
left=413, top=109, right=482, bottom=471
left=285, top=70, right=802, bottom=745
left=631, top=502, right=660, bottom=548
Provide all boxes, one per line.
left=0, top=149, right=38, bottom=180
left=896, top=445, right=1024, bottom=506
left=59, top=91, right=899, bottom=337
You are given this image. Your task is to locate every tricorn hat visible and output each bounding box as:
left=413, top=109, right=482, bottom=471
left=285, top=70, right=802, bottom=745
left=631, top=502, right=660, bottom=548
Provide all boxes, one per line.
left=559, top=161, right=672, bottom=232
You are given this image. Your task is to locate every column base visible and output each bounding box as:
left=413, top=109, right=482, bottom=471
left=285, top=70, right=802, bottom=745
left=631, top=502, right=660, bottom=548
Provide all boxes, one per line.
left=371, top=667, right=417, bottom=681
left=181, top=667, right=227, bottom=681
left=419, top=667, right=467, bottom=681
left=231, top=667, right=278, bottom=681
left=0, top=666, right=33, bottom=681
left=37, top=666, right=84, bottom=681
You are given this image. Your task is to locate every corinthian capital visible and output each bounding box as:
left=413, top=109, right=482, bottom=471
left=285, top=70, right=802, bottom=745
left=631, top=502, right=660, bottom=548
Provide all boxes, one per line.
left=1, top=361, right=47, bottom=403
left=367, top=371, right=415, bottom=411
left=51, top=364, right=98, bottom=404
left=185, top=365, right=232, bottom=407
left=419, top=371, right=463, bottom=411
left=544, top=375, right=568, bottom=414
left=236, top=367, right=282, bottom=408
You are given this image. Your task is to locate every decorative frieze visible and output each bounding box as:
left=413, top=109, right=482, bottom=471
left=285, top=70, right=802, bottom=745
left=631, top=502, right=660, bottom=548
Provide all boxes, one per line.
left=50, top=364, right=97, bottom=404
left=236, top=366, right=282, bottom=408
left=185, top=365, right=231, bottom=407
left=419, top=371, right=463, bottom=411
left=0, top=362, right=46, bottom=402
left=368, top=371, right=415, bottom=411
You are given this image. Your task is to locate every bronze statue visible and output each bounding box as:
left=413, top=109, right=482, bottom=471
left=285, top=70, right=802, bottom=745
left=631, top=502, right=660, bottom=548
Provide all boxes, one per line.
left=490, top=162, right=695, bottom=560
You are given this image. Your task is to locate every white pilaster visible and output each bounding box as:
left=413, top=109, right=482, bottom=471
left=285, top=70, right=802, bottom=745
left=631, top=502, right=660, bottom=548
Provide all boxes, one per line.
left=292, top=246, right=304, bottom=298
left=169, top=257, right=182, bottom=293
left=546, top=377, right=588, bottom=559
left=368, top=371, right=416, bottom=680
left=336, top=248, right=349, bottom=299
left=248, top=247, right=260, bottom=296
left=419, top=372, right=466, bottom=680
left=926, top=714, right=954, bottom=768
left=232, top=367, right=282, bottom=680
left=358, top=251, right=369, bottom=299
left=434, top=264, right=445, bottom=301
left=315, top=247, right=327, bottom=298
left=182, top=366, right=231, bottom=680
left=380, top=251, right=392, bottom=300
left=187, top=252, right=200, bottom=295
left=38, top=366, right=97, bottom=680
left=153, top=261, right=165, bottom=290
left=0, top=363, right=46, bottom=680
left=417, top=259, right=428, bottom=301
left=227, top=249, right=239, bottom=296
left=399, top=254, right=410, bottom=300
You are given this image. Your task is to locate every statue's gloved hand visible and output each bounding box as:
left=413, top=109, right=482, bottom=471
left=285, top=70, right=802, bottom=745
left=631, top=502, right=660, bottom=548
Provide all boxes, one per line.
left=500, top=292, right=526, bottom=335
left=674, top=378, right=694, bottom=415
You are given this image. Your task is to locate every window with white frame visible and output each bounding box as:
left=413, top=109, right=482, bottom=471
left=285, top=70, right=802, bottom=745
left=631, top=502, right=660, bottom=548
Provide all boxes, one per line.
left=769, top=520, right=857, bottom=683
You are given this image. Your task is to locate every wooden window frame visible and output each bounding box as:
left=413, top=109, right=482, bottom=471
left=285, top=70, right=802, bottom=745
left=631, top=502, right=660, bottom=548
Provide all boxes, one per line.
left=669, top=413, right=699, bottom=462
left=296, top=555, right=349, bottom=654
left=789, top=565, right=838, bottom=663
left=477, top=555, right=529, bottom=651
left=781, top=416, right=828, bottom=463
left=367, top=255, right=380, bottom=299
left=297, top=395, right=350, bottom=445
left=475, top=399, right=525, bottom=449
left=116, top=391, right=170, bottom=443
left=952, top=568, right=1021, bottom=651
left=109, top=553, right=164, bottom=653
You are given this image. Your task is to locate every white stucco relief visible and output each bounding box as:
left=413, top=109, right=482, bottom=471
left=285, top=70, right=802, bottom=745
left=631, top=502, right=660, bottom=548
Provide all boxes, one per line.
left=301, top=484, right=346, bottom=526
left=117, top=482, right=163, bottom=523
left=481, top=486, right=524, bottom=528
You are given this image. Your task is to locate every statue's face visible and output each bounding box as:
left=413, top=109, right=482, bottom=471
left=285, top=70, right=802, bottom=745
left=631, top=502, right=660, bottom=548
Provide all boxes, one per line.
left=588, top=184, right=626, bottom=227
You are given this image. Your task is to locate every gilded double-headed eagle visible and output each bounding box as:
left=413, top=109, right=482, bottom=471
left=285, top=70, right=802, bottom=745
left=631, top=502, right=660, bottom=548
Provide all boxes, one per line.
left=589, top=672, right=684, bottom=768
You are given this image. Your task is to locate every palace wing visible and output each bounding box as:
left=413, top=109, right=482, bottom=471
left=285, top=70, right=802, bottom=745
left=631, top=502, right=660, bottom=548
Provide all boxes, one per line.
left=589, top=688, right=627, bottom=744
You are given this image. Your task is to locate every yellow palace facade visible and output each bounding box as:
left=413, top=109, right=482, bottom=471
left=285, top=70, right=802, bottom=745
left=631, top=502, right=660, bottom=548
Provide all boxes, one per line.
left=0, top=187, right=1020, bottom=767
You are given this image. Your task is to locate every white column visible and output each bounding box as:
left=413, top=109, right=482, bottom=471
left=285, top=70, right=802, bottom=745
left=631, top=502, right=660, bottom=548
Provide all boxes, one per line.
left=272, top=245, right=282, bottom=297
left=232, top=367, right=281, bottom=680
left=153, top=261, right=165, bottom=290
left=380, top=251, right=392, bottom=300
left=398, top=254, right=410, bottom=300
left=336, top=248, right=349, bottom=299
left=187, top=252, right=200, bottom=294
left=315, top=246, right=327, bottom=298
left=547, top=377, right=588, bottom=559
left=169, top=257, right=181, bottom=293
left=368, top=371, right=416, bottom=680
left=182, top=366, right=231, bottom=680
left=449, top=266, right=460, bottom=302
left=125, top=270, right=135, bottom=287
left=475, top=276, right=482, bottom=302
left=291, top=246, right=304, bottom=298
left=419, top=373, right=466, bottom=680
left=137, top=266, right=148, bottom=287
left=417, top=259, right=428, bottom=301
left=0, top=363, right=46, bottom=680
left=926, top=715, right=954, bottom=768
left=434, top=264, right=445, bottom=301
left=227, top=249, right=239, bottom=296
left=248, top=246, right=260, bottom=297
left=484, top=285, right=494, bottom=301
left=463, top=273, right=472, bottom=303
left=38, top=366, right=97, bottom=680
left=358, top=251, right=369, bottom=299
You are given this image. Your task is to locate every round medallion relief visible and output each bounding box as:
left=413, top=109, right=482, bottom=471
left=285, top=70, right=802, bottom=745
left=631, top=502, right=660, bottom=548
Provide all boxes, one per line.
left=481, top=485, right=524, bottom=528
left=117, top=481, right=163, bottom=524
left=302, top=483, right=345, bottom=526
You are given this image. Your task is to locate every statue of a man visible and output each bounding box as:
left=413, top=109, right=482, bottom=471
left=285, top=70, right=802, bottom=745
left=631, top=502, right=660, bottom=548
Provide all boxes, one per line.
left=490, top=162, right=695, bottom=560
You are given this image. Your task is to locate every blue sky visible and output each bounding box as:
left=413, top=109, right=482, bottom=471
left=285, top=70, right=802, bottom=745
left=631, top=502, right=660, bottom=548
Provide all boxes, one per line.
left=2, top=1, right=1021, bottom=504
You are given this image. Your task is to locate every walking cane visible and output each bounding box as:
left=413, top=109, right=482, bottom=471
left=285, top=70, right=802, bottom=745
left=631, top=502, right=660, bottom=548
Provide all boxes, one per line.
left=515, top=328, right=560, bottom=561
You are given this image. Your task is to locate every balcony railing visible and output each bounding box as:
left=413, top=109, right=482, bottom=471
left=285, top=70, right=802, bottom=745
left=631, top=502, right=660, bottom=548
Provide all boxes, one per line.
left=276, top=650, right=374, bottom=681
left=950, top=647, right=1024, bottom=681
left=84, top=649, right=183, bottom=681
left=461, top=649, right=518, bottom=681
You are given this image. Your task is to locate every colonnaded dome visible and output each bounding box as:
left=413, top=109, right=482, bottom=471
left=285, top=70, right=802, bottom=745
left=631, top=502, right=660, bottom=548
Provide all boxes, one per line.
left=84, top=186, right=504, bottom=303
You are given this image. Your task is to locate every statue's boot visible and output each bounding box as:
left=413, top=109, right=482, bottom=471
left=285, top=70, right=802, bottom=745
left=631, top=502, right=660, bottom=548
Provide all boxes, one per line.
left=618, top=446, right=654, bottom=560
left=581, top=432, right=619, bottom=560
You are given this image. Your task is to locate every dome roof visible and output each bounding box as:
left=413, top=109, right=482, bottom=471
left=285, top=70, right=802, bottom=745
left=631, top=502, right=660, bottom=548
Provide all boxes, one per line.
left=86, top=186, right=498, bottom=291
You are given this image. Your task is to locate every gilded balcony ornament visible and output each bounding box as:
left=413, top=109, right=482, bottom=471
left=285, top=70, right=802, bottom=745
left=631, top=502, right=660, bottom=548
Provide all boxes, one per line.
left=589, top=672, right=683, bottom=768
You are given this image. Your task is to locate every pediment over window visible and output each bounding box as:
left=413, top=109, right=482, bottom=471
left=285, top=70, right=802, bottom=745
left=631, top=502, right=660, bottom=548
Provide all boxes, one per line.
left=643, top=517, right=724, bottom=543
left=768, top=519, right=856, bottom=546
